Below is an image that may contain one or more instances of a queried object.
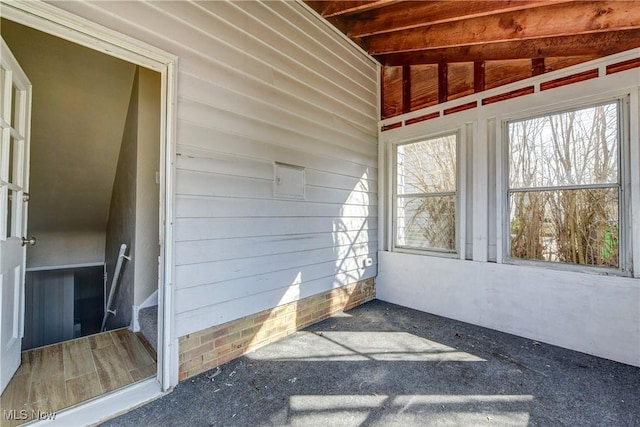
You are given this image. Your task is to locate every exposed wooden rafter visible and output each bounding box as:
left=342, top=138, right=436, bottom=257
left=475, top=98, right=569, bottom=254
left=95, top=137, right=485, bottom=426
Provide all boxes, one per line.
left=305, top=0, right=400, bottom=18
left=378, top=30, right=640, bottom=65
left=304, top=0, right=640, bottom=119
left=366, top=2, right=640, bottom=55
left=346, top=0, right=569, bottom=38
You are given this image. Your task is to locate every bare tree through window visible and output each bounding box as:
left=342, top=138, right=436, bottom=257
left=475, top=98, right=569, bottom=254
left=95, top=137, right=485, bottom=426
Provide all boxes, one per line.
left=396, top=134, right=457, bottom=251
left=508, top=102, right=620, bottom=267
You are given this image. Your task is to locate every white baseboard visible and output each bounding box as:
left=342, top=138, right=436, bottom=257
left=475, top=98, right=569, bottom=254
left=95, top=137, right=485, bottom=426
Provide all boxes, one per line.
left=140, top=290, right=158, bottom=309
left=131, top=305, right=141, bottom=332
left=131, top=290, right=159, bottom=332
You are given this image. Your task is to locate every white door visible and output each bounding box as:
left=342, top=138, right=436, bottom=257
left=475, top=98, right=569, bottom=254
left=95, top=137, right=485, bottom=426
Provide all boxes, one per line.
left=0, top=36, right=32, bottom=394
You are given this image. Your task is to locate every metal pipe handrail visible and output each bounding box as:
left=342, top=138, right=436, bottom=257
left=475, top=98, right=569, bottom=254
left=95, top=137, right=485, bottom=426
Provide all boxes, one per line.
left=101, top=243, right=131, bottom=332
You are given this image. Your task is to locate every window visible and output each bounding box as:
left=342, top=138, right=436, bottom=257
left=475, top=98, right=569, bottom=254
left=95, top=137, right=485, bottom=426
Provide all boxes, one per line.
left=506, top=101, right=623, bottom=269
left=395, top=133, right=457, bottom=252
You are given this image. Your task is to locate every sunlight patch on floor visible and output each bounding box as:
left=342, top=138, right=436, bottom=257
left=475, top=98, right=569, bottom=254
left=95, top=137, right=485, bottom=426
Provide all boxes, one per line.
left=286, top=394, right=532, bottom=427
left=247, top=331, right=486, bottom=362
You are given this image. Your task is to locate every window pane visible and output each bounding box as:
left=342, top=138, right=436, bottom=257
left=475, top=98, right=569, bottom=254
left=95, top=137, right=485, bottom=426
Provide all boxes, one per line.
left=509, top=102, right=618, bottom=188
left=0, top=67, right=8, bottom=123
left=397, top=134, right=456, bottom=195
left=8, top=136, right=16, bottom=185
left=6, top=188, right=15, bottom=238
left=11, top=84, right=20, bottom=131
left=509, top=188, right=619, bottom=267
left=397, top=195, right=455, bottom=251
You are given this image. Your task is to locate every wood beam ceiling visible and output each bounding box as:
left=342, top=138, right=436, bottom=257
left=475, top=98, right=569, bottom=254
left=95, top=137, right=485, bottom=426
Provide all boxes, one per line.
left=365, top=1, right=640, bottom=56
left=346, top=0, right=569, bottom=38
left=305, top=0, right=401, bottom=18
left=379, top=30, right=640, bottom=65
left=304, top=0, right=640, bottom=119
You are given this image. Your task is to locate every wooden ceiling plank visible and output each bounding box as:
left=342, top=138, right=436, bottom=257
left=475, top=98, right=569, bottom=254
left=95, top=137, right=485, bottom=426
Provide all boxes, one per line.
left=376, top=30, right=640, bottom=65
left=348, top=0, right=571, bottom=38
left=366, top=1, right=640, bottom=55
left=310, top=0, right=401, bottom=18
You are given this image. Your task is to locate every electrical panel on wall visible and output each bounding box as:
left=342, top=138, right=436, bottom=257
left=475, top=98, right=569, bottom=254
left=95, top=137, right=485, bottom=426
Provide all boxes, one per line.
left=274, top=162, right=305, bottom=199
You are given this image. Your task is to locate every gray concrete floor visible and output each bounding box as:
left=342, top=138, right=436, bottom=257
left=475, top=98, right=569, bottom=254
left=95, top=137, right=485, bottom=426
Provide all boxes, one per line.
left=102, top=300, right=640, bottom=426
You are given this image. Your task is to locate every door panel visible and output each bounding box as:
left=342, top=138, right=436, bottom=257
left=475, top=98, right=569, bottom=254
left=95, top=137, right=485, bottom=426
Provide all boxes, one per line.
left=0, top=36, right=31, bottom=394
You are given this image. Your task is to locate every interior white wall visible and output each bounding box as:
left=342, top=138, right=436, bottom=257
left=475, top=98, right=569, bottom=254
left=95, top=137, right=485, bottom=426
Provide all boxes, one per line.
left=378, top=51, right=640, bottom=367
left=1, top=19, right=139, bottom=272
left=104, top=66, right=161, bottom=328
left=378, top=252, right=640, bottom=366
left=0, top=19, right=136, bottom=239
left=133, top=67, right=161, bottom=307
left=104, top=69, right=139, bottom=329
left=46, top=1, right=379, bottom=339
left=27, top=231, right=105, bottom=269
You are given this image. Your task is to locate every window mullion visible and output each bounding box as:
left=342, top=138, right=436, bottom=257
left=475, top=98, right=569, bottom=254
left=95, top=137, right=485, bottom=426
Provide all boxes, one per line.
left=509, top=182, right=619, bottom=193
left=397, top=191, right=456, bottom=198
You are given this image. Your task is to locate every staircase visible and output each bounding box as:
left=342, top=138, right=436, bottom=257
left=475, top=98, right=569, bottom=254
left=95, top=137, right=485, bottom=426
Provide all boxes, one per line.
left=138, top=305, right=158, bottom=353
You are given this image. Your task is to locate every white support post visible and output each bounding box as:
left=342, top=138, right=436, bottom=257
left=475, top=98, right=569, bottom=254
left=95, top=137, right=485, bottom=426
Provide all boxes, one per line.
left=493, top=118, right=503, bottom=263
left=630, top=89, right=640, bottom=278
left=457, top=124, right=469, bottom=260
left=472, top=119, right=488, bottom=262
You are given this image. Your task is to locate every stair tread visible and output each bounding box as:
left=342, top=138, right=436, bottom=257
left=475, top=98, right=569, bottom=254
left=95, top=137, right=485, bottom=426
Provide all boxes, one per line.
left=138, top=305, right=158, bottom=353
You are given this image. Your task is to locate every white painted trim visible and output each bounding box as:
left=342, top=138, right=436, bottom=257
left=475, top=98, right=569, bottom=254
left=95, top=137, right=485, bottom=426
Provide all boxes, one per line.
left=499, top=96, right=632, bottom=276
left=494, top=118, right=505, bottom=264
left=377, top=65, right=386, bottom=252
left=131, top=306, right=140, bottom=333
left=379, top=48, right=640, bottom=129
left=380, top=51, right=640, bottom=275
left=160, top=58, right=178, bottom=390
left=1, top=0, right=179, bottom=399
left=130, top=291, right=158, bottom=333
left=389, top=130, right=461, bottom=256
left=27, top=378, right=164, bottom=426
left=631, top=89, right=640, bottom=278
left=25, top=262, right=104, bottom=272
left=458, top=123, right=468, bottom=260
left=472, top=118, right=488, bottom=262
left=1, top=0, right=175, bottom=71
left=140, top=289, right=159, bottom=310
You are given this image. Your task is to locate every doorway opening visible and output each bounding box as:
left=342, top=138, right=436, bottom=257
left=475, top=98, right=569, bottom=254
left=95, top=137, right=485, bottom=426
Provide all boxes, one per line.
left=0, top=18, right=164, bottom=423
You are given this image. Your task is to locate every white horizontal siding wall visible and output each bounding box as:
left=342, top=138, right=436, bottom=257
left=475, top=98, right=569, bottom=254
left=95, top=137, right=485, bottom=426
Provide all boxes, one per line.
left=49, top=0, right=379, bottom=337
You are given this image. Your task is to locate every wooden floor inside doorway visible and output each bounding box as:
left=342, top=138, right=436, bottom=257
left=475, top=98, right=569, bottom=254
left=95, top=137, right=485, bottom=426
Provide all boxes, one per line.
left=0, top=329, right=156, bottom=426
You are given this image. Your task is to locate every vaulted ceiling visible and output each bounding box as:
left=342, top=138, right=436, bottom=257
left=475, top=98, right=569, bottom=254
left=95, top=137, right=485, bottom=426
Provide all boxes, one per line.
left=304, top=1, right=640, bottom=118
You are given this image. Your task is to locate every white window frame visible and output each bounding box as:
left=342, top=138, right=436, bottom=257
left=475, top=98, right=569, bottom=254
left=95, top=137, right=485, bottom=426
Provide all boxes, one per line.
left=501, top=97, right=632, bottom=276
left=392, top=130, right=462, bottom=257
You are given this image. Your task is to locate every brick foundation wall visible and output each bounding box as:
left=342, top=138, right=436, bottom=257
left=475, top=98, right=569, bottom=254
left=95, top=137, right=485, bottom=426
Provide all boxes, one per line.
left=178, top=278, right=375, bottom=381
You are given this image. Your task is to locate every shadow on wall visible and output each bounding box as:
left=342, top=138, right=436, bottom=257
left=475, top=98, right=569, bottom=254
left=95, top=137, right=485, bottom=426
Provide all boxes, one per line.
left=243, top=168, right=376, bottom=355
left=178, top=171, right=377, bottom=380
left=178, top=277, right=375, bottom=380
left=333, top=169, right=375, bottom=287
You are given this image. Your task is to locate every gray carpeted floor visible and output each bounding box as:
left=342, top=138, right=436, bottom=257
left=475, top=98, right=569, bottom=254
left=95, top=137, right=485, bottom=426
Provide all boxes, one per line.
left=102, top=300, right=640, bottom=426
left=138, top=305, right=158, bottom=353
